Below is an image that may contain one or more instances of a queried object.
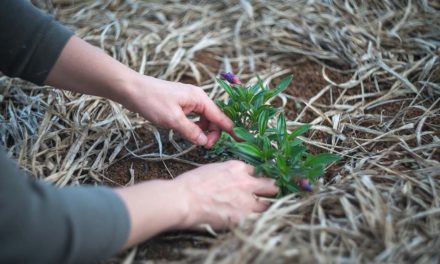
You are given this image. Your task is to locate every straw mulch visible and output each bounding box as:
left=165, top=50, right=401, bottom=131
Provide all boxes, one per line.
left=1, top=0, right=439, bottom=263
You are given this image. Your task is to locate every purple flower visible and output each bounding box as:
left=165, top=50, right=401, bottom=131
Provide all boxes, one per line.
left=297, top=179, right=313, bottom=192
left=221, top=72, right=242, bottom=85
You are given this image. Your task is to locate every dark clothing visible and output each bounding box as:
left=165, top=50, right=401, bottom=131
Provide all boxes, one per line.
left=0, top=0, right=72, bottom=85
left=0, top=1, right=130, bottom=263
left=0, top=153, right=129, bottom=264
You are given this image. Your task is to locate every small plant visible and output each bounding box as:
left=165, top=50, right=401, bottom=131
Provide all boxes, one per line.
left=211, top=72, right=341, bottom=196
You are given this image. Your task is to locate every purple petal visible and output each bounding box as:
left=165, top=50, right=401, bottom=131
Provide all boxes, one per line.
left=221, top=72, right=242, bottom=84
left=297, top=179, right=313, bottom=192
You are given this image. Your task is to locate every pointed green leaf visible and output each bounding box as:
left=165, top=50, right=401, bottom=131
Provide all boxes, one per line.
left=277, top=113, right=286, bottom=133
left=276, top=113, right=287, bottom=143
left=263, top=75, right=293, bottom=101
left=217, top=79, right=234, bottom=97
left=250, top=90, right=266, bottom=108
left=234, top=142, right=263, bottom=159
left=274, top=75, right=293, bottom=94
left=306, top=165, right=324, bottom=178
left=257, top=109, right=269, bottom=136
left=233, top=127, right=255, bottom=142
left=216, top=99, right=226, bottom=109
left=249, top=83, right=260, bottom=94
left=286, top=183, right=300, bottom=193
left=289, top=145, right=306, bottom=162
left=288, top=124, right=312, bottom=140
left=233, top=151, right=262, bottom=165
left=304, top=153, right=341, bottom=167
left=256, top=75, right=267, bottom=90
left=235, top=85, right=247, bottom=100
left=222, top=106, right=237, bottom=121
left=276, top=155, right=288, bottom=174
left=290, top=138, right=302, bottom=147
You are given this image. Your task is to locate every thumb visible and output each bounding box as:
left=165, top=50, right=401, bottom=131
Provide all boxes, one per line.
left=173, top=116, right=208, bottom=146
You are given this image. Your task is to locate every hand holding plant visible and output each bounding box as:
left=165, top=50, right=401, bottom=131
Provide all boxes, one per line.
left=211, top=72, right=341, bottom=196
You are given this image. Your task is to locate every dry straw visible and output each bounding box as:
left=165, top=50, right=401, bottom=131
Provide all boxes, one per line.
left=1, top=0, right=439, bottom=263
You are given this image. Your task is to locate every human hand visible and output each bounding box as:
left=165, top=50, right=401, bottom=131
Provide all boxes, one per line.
left=45, top=37, right=232, bottom=148
left=173, top=160, right=279, bottom=229
left=123, top=75, right=233, bottom=148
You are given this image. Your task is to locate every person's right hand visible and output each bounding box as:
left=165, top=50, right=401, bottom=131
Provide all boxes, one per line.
left=115, top=160, right=279, bottom=249
left=174, top=160, right=279, bottom=229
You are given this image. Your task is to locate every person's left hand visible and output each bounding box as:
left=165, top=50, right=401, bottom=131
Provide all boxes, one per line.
left=122, top=75, right=234, bottom=148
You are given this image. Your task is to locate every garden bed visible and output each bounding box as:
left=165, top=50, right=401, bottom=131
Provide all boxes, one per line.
left=1, top=0, right=439, bottom=263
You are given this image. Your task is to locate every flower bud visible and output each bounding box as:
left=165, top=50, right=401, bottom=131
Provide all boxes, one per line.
left=297, top=179, right=313, bottom=192
left=220, top=72, right=242, bottom=85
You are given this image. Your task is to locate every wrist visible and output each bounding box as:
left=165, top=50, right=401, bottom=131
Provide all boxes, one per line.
left=108, top=68, right=141, bottom=108
left=114, top=179, right=191, bottom=248
left=167, top=179, right=193, bottom=229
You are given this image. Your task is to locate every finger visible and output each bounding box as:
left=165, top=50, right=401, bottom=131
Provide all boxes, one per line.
left=198, top=94, right=234, bottom=133
left=173, top=115, right=208, bottom=146
left=252, top=198, right=271, bottom=213
left=195, top=116, right=209, bottom=131
left=246, top=164, right=256, bottom=176
left=205, top=122, right=221, bottom=148
left=235, top=161, right=255, bottom=175
left=251, top=178, right=279, bottom=197
left=205, top=129, right=220, bottom=149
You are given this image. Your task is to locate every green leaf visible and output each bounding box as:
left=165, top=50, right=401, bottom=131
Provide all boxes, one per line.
left=274, top=75, right=293, bottom=94
left=257, top=109, right=269, bottom=136
left=288, top=145, right=306, bottom=162
left=304, top=153, right=341, bottom=167
left=233, top=151, right=262, bottom=165
left=290, top=138, right=302, bottom=147
left=216, top=100, right=226, bottom=109
left=288, top=124, right=312, bottom=140
left=263, top=75, right=293, bottom=101
left=276, top=155, right=288, bottom=174
left=277, top=113, right=286, bottom=133
left=306, top=165, right=324, bottom=179
left=286, top=183, right=300, bottom=193
left=223, top=106, right=237, bottom=121
left=249, top=83, right=260, bottom=94
left=217, top=79, right=234, bottom=97
left=235, top=85, right=247, bottom=100
left=233, top=127, right=255, bottom=142
left=282, top=138, right=291, bottom=156
left=250, top=91, right=266, bottom=108
left=276, top=113, right=287, bottom=143
left=256, top=75, right=267, bottom=90
left=234, top=142, right=263, bottom=159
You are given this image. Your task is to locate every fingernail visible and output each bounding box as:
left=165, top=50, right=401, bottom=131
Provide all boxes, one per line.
left=196, top=133, right=208, bottom=145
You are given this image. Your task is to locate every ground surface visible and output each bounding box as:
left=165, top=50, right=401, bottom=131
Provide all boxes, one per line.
left=104, top=60, right=355, bottom=261
left=2, top=1, right=439, bottom=263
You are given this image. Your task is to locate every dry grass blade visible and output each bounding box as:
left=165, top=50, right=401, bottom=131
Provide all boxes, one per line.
left=1, top=0, right=439, bottom=263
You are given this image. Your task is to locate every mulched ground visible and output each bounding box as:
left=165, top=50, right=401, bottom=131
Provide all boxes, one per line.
left=103, top=58, right=350, bottom=262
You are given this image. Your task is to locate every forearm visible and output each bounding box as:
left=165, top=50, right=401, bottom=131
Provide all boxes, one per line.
left=45, top=36, right=138, bottom=106
left=114, top=180, right=189, bottom=249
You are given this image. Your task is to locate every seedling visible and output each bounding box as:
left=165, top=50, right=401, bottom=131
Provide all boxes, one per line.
left=211, top=72, right=341, bottom=196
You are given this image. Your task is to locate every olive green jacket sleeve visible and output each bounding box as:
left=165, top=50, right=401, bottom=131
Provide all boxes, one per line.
left=0, top=152, right=130, bottom=264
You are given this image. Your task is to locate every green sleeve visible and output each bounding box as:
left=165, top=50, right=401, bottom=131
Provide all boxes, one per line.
left=0, top=0, right=73, bottom=85
left=0, top=151, right=130, bottom=264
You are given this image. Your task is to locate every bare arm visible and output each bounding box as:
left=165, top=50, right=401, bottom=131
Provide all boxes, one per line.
left=45, top=36, right=279, bottom=250
left=46, top=36, right=233, bottom=148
